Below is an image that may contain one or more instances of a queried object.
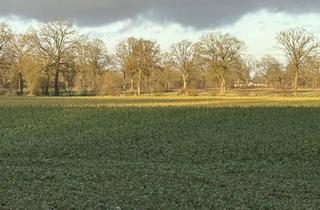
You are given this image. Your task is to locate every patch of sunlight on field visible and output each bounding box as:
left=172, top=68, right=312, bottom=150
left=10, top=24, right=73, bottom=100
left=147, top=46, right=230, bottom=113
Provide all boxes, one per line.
left=1, top=96, right=320, bottom=107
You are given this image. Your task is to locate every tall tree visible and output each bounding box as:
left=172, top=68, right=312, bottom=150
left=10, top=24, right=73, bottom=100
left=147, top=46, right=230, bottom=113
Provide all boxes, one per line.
left=198, top=32, right=244, bottom=96
left=29, top=21, right=82, bottom=96
left=115, top=38, right=137, bottom=92
left=277, top=28, right=319, bottom=96
left=234, top=56, right=255, bottom=88
left=115, top=37, right=160, bottom=95
left=305, top=56, right=320, bottom=89
left=87, top=39, right=111, bottom=93
left=257, top=55, right=282, bottom=88
left=0, top=22, right=12, bottom=91
left=169, top=40, right=198, bottom=95
left=0, top=22, right=12, bottom=61
left=134, top=38, right=160, bottom=96
left=74, top=41, right=90, bottom=94
left=6, top=34, right=33, bottom=95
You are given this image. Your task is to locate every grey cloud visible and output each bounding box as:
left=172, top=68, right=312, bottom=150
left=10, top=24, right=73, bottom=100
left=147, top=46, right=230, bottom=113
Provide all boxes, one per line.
left=0, top=0, right=319, bottom=28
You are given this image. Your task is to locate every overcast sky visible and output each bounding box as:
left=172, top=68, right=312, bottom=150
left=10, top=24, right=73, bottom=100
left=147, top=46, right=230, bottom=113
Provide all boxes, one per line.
left=1, top=0, right=320, bottom=60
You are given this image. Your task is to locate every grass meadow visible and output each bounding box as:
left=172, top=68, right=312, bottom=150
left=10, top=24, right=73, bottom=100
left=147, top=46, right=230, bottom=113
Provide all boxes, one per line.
left=0, top=96, right=320, bottom=209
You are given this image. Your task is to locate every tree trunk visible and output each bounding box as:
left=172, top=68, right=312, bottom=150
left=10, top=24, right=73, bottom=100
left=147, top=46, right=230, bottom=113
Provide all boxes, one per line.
left=130, top=77, right=134, bottom=92
left=237, top=76, right=240, bottom=88
left=93, top=72, right=97, bottom=93
left=44, top=79, right=49, bottom=96
left=137, top=70, right=142, bottom=96
left=182, top=74, right=188, bottom=90
left=18, top=73, right=23, bottom=95
left=99, top=74, right=103, bottom=93
left=181, top=74, right=190, bottom=96
left=123, top=71, right=127, bottom=91
left=279, top=77, right=282, bottom=88
left=293, top=70, right=298, bottom=96
left=147, top=76, right=150, bottom=92
left=54, top=69, right=60, bottom=96
left=80, top=70, right=85, bottom=93
left=220, top=77, right=226, bottom=96
left=66, top=81, right=72, bottom=96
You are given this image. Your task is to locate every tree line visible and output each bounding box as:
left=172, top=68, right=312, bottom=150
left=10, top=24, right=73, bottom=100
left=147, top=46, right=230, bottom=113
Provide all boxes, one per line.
left=0, top=21, right=319, bottom=96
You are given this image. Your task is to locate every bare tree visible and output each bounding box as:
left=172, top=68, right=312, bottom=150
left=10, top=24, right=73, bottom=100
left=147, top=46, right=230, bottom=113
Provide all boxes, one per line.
left=304, top=56, right=320, bottom=89
left=257, top=55, right=282, bottom=88
left=0, top=23, right=12, bottom=90
left=87, top=39, right=111, bottom=93
left=29, top=21, right=82, bottom=96
left=115, top=38, right=136, bottom=92
left=232, top=55, right=255, bottom=88
left=198, top=32, right=244, bottom=96
left=74, top=40, right=90, bottom=94
left=6, top=34, right=32, bottom=95
left=0, top=22, right=12, bottom=61
left=240, top=56, right=255, bottom=88
left=151, top=60, right=179, bottom=93
left=277, top=28, right=319, bottom=96
left=115, top=37, right=160, bottom=95
left=169, top=40, right=198, bottom=95
left=134, top=39, right=160, bottom=96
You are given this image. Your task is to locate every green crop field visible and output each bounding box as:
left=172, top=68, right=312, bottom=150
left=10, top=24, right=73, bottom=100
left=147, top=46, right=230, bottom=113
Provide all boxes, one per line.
left=1, top=96, right=320, bottom=209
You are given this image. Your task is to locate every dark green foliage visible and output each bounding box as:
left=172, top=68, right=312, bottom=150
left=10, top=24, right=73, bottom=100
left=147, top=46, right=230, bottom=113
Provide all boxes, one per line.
left=0, top=102, right=320, bottom=209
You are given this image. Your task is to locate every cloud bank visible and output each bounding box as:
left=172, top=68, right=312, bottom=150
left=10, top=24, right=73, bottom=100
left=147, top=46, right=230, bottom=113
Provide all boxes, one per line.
left=0, top=0, right=319, bottom=27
